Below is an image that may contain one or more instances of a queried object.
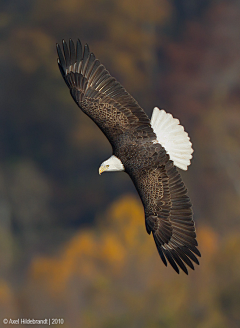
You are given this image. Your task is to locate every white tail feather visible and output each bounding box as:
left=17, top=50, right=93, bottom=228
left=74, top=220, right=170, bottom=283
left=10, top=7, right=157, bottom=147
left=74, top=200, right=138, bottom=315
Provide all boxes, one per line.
left=150, top=107, right=193, bottom=170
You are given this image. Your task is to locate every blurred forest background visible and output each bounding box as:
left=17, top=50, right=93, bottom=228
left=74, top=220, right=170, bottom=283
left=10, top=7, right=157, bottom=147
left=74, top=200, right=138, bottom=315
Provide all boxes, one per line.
left=0, top=0, right=240, bottom=327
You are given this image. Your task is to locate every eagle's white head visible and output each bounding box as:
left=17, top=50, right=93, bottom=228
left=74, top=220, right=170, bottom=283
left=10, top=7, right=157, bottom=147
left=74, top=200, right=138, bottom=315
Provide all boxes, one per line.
left=99, top=155, right=124, bottom=174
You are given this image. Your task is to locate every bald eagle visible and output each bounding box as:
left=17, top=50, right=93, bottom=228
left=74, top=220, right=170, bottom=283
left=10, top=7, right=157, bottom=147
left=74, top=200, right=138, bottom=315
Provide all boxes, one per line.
left=56, top=39, right=201, bottom=274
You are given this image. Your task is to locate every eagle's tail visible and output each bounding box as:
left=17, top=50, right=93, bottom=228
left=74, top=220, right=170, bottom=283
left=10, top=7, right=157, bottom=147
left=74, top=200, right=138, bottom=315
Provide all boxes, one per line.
left=150, top=107, right=193, bottom=171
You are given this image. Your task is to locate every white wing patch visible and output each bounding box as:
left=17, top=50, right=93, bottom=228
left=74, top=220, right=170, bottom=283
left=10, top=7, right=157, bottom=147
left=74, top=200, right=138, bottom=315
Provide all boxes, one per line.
left=150, top=107, right=193, bottom=170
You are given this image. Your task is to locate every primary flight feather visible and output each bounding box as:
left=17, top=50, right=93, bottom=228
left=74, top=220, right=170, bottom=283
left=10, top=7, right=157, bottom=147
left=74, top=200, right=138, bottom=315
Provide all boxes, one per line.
left=56, top=39, right=201, bottom=274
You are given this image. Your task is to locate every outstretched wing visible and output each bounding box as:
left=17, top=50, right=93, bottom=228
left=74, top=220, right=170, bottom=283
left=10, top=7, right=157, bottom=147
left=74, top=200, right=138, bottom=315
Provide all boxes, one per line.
left=56, top=39, right=156, bottom=147
left=130, top=147, right=201, bottom=274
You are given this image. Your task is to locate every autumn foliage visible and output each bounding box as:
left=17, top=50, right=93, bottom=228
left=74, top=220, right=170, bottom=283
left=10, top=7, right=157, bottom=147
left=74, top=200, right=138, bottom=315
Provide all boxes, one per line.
left=22, top=196, right=239, bottom=327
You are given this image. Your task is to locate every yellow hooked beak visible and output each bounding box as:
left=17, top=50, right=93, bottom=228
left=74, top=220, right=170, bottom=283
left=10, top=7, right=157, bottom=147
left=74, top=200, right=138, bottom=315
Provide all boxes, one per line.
left=99, top=165, right=109, bottom=175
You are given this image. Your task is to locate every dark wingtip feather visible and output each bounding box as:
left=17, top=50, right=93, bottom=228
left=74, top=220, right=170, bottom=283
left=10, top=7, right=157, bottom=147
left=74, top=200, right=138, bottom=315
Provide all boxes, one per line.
left=174, top=246, right=195, bottom=271
left=62, top=39, right=70, bottom=68
left=182, top=246, right=200, bottom=265
left=69, top=38, right=76, bottom=66
left=163, top=249, right=180, bottom=274
left=159, top=248, right=168, bottom=267
left=171, top=249, right=189, bottom=275
left=153, top=234, right=168, bottom=266
left=190, top=245, right=201, bottom=257
left=56, top=43, right=66, bottom=71
left=84, top=43, right=90, bottom=52
left=76, top=39, right=83, bottom=63
left=157, top=245, right=167, bottom=266
left=82, top=43, right=90, bottom=70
